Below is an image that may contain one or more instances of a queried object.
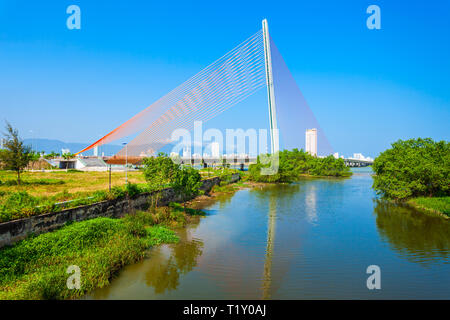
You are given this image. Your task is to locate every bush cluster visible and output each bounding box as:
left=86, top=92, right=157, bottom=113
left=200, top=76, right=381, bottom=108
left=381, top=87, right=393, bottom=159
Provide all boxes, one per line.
left=372, top=138, right=449, bottom=200
left=143, top=154, right=202, bottom=209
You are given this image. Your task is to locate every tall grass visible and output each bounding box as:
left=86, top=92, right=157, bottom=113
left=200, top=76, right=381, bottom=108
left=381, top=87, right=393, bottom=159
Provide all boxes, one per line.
left=408, top=196, right=450, bottom=217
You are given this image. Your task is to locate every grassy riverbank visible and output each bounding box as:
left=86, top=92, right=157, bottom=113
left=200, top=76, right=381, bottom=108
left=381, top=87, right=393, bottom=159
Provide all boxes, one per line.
left=407, top=197, right=450, bottom=218
left=0, top=170, right=147, bottom=197
left=0, top=168, right=237, bottom=223
left=0, top=170, right=149, bottom=222
left=0, top=203, right=205, bottom=300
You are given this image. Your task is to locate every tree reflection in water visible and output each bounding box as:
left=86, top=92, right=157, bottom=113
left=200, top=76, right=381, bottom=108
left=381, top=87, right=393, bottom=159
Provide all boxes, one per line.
left=144, top=227, right=204, bottom=294
left=374, top=200, right=450, bottom=265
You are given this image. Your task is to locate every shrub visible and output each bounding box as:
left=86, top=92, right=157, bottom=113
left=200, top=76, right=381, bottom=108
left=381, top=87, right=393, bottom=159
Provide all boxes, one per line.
left=125, top=183, right=140, bottom=198
left=142, top=153, right=180, bottom=191
left=110, top=186, right=126, bottom=199
left=372, top=138, right=449, bottom=200
left=172, top=166, right=202, bottom=210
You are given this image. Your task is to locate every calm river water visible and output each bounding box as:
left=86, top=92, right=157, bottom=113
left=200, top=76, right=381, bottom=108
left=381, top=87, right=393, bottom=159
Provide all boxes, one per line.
left=87, top=168, right=450, bottom=299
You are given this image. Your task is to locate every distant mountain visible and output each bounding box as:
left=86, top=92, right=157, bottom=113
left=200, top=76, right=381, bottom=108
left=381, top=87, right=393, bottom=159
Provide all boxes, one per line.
left=23, top=139, right=122, bottom=156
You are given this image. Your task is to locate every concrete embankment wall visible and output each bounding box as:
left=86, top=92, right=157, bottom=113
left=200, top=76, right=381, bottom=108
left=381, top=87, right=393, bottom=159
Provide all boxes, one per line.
left=0, top=173, right=240, bottom=248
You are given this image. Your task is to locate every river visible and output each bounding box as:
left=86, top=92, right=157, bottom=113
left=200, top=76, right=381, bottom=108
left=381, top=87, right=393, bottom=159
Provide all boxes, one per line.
left=87, top=167, right=450, bottom=299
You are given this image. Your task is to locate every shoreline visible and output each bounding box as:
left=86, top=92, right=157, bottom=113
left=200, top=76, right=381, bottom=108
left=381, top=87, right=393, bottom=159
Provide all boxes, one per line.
left=406, top=198, right=449, bottom=220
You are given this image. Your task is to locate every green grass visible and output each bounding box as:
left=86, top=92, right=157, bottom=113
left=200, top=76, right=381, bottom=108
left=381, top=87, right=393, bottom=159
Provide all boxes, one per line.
left=211, top=181, right=241, bottom=194
left=0, top=168, right=223, bottom=223
left=169, top=202, right=205, bottom=216
left=408, top=196, right=450, bottom=217
left=0, top=211, right=179, bottom=300
left=0, top=170, right=147, bottom=198
left=0, top=183, right=155, bottom=223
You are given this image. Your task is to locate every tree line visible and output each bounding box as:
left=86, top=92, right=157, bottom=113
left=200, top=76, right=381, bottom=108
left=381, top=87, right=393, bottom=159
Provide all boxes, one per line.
left=248, top=149, right=352, bottom=183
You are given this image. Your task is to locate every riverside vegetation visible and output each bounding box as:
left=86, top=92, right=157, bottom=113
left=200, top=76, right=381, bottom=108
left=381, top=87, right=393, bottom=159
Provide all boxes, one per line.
left=0, top=207, right=196, bottom=299
left=0, top=151, right=235, bottom=299
left=248, top=149, right=352, bottom=183
left=372, top=138, right=449, bottom=217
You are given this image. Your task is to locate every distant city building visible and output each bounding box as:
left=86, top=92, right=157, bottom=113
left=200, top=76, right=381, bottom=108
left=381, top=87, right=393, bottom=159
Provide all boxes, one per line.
left=305, top=128, right=317, bottom=156
left=61, top=148, right=70, bottom=155
left=211, top=142, right=220, bottom=159
left=182, top=146, right=191, bottom=158
left=93, top=146, right=98, bottom=157
left=333, top=152, right=339, bottom=159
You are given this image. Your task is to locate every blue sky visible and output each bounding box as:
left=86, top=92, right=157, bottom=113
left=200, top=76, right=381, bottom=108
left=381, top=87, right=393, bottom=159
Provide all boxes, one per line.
left=0, top=0, right=449, bottom=157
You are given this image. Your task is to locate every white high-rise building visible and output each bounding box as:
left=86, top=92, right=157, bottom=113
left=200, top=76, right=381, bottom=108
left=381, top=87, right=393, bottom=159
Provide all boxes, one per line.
left=211, top=142, right=220, bottom=159
left=93, top=146, right=98, bottom=157
left=305, top=128, right=317, bottom=156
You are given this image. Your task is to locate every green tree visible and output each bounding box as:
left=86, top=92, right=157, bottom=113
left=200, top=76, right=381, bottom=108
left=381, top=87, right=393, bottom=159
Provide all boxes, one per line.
left=0, top=122, right=33, bottom=185
left=172, top=166, right=202, bottom=211
left=143, top=153, right=180, bottom=207
left=372, top=138, right=449, bottom=200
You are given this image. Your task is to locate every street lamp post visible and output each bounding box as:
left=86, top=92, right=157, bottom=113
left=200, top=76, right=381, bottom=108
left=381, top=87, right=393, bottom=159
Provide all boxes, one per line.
left=123, top=142, right=128, bottom=184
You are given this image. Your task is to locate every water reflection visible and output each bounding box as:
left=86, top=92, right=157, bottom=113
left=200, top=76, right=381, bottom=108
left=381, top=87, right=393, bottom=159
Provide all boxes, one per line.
left=88, top=223, right=204, bottom=299
left=144, top=227, right=204, bottom=294
left=305, top=184, right=317, bottom=224
left=88, top=169, right=450, bottom=299
left=374, top=200, right=450, bottom=265
left=262, top=194, right=276, bottom=299
left=250, top=183, right=300, bottom=210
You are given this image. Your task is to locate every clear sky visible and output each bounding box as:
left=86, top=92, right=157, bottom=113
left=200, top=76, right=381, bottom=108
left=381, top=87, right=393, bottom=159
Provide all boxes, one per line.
left=0, top=0, right=449, bottom=157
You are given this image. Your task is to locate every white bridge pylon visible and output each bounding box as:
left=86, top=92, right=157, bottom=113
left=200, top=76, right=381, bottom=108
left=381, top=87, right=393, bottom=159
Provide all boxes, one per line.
left=262, top=19, right=279, bottom=154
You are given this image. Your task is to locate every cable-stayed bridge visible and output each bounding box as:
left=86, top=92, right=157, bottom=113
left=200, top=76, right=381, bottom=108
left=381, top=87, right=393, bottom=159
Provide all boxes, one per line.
left=76, top=20, right=333, bottom=161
